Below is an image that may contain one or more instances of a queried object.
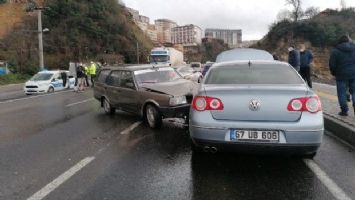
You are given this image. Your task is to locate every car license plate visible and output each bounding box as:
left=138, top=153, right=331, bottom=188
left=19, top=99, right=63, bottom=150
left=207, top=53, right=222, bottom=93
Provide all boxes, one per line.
left=230, top=130, right=279, bottom=143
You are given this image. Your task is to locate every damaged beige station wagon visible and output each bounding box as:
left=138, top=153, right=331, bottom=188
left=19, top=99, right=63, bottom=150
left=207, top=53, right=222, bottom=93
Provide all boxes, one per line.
left=94, top=65, right=198, bottom=129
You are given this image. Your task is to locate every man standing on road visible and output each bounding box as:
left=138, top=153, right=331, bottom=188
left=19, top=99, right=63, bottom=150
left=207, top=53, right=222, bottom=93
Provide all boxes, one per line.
left=76, top=64, right=85, bottom=92
left=288, top=45, right=301, bottom=72
left=61, top=71, right=68, bottom=88
left=89, top=61, right=97, bottom=87
left=329, top=35, right=355, bottom=116
left=300, top=44, right=314, bottom=88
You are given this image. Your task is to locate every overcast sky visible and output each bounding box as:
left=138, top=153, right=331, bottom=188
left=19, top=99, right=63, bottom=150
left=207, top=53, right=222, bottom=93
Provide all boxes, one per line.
left=124, top=0, right=355, bottom=40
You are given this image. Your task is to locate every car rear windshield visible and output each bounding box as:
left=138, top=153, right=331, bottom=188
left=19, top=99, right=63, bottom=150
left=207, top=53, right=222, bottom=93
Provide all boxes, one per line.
left=134, top=68, right=181, bottom=85
left=205, top=64, right=304, bottom=85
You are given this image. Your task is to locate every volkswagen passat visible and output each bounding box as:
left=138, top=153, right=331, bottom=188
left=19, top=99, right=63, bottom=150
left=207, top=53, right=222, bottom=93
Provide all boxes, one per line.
left=189, top=60, right=324, bottom=158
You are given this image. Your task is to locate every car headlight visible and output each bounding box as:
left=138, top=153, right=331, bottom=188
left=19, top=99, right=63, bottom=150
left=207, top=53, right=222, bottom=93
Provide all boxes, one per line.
left=169, top=96, right=187, bottom=106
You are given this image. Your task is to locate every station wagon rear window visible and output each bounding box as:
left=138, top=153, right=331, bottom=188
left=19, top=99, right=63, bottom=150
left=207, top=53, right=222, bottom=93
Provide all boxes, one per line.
left=205, top=64, right=304, bottom=85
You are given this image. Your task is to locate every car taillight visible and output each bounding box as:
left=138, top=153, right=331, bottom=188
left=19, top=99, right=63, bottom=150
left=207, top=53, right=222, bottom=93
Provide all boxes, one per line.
left=192, top=96, right=224, bottom=111
left=287, top=96, right=322, bottom=113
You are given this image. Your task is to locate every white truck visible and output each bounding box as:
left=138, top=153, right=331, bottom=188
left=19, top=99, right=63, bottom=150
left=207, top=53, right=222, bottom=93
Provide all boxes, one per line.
left=150, top=47, right=184, bottom=66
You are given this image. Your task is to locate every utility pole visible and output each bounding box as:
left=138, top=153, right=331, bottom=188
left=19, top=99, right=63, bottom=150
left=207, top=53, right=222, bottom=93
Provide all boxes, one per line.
left=37, top=9, right=44, bottom=70
left=136, top=42, right=140, bottom=64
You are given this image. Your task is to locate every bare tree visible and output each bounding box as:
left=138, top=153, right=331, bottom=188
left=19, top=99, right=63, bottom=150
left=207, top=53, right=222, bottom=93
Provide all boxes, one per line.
left=340, top=0, right=347, bottom=9
left=304, top=6, right=320, bottom=19
left=277, top=9, right=293, bottom=21
left=285, top=0, right=303, bottom=22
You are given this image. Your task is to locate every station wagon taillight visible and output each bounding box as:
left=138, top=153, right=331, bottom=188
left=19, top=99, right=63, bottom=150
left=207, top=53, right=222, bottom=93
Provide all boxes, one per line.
left=192, top=96, right=224, bottom=111
left=287, top=96, right=322, bottom=113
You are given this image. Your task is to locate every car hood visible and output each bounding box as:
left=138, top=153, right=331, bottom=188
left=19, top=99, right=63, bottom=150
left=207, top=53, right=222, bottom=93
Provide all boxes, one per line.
left=141, top=79, right=198, bottom=96
left=25, top=80, right=49, bottom=85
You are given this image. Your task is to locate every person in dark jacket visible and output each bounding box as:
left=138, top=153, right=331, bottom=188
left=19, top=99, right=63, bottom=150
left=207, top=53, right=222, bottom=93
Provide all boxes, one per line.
left=300, top=44, right=314, bottom=88
left=288, top=45, right=301, bottom=72
left=329, top=35, right=355, bottom=116
left=60, top=71, right=67, bottom=88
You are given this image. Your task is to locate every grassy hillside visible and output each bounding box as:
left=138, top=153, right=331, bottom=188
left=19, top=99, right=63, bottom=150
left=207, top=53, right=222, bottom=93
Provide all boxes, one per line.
left=255, top=8, right=355, bottom=83
left=0, top=0, right=153, bottom=73
left=0, top=2, right=27, bottom=38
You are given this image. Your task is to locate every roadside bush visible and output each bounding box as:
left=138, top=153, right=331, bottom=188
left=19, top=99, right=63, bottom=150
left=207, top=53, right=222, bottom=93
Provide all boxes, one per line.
left=0, top=73, right=31, bottom=85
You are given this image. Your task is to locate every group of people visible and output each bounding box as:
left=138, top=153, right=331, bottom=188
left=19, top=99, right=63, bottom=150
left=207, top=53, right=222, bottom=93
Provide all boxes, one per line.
left=283, top=35, right=355, bottom=117
left=75, top=61, right=97, bottom=92
left=287, top=44, right=314, bottom=88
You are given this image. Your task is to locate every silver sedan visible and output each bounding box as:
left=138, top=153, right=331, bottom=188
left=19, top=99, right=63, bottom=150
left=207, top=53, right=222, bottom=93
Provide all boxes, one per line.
left=189, top=60, right=324, bottom=158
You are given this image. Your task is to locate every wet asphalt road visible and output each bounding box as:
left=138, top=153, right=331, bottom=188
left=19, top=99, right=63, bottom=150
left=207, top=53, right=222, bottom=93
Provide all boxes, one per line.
left=0, top=88, right=354, bottom=200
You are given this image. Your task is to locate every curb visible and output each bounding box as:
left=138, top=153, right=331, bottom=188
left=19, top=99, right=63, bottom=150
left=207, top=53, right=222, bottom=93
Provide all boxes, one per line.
left=324, top=113, right=355, bottom=147
left=0, top=83, right=24, bottom=88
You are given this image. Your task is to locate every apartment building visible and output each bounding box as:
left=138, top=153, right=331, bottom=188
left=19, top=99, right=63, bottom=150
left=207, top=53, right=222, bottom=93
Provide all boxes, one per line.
left=154, top=19, right=177, bottom=44
left=171, top=24, right=202, bottom=45
left=127, top=7, right=158, bottom=43
left=205, top=28, right=242, bottom=48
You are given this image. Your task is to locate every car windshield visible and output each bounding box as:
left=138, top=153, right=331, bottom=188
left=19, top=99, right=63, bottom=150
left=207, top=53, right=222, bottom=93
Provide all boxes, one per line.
left=205, top=63, right=304, bottom=85
left=30, top=73, right=53, bottom=81
left=150, top=55, right=168, bottom=63
left=135, top=67, right=181, bottom=85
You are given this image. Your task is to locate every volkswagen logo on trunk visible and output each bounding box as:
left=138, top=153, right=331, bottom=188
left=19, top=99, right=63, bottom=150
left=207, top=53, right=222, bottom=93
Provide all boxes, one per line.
left=249, top=99, right=261, bottom=111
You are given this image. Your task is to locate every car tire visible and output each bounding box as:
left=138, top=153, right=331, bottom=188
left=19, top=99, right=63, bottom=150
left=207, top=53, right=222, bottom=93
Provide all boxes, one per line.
left=48, top=87, right=54, bottom=93
left=145, top=104, right=162, bottom=129
left=103, top=98, right=115, bottom=115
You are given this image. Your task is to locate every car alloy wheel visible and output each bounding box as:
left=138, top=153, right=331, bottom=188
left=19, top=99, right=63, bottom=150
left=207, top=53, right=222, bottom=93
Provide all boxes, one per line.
left=103, top=98, right=115, bottom=114
left=145, top=104, right=162, bottom=129
left=48, top=87, right=54, bottom=93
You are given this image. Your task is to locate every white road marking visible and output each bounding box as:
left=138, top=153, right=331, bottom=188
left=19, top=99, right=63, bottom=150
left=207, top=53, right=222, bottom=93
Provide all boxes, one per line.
left=304, top=159, right=351, bottom=200
left=120, top=121, right=142, bottom=135
left=26, top=121, right=141, bottom=200
left=0, top=90, right=73, bottom=104
left=27, top=157, right=95, bottom=200
left=65, top=98, right=95, bottom=107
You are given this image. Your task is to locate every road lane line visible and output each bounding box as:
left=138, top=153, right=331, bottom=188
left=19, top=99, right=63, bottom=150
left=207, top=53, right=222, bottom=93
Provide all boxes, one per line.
left=120, top=121, right=142, bottom=135
left=0, top=90, right=73, bottom=104
left=304, top=159, right=351, bottom=200
left=65, top=98, right=95, bottom=107
left=27, top=121, right=141, bottom=200
left=27, top=157, right=95, bottom=200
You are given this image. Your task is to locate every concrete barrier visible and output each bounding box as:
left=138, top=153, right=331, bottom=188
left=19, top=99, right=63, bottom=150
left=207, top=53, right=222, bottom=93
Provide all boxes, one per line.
left=324, top=113, right=355, bottom=146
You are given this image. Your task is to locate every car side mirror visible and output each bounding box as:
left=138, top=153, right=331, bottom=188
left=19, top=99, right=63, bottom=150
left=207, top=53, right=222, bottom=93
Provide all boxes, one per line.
left=51, top=78, right=56, bottom=82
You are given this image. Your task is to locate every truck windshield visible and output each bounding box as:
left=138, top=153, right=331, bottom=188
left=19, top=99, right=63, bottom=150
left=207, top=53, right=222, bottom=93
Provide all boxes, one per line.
left=135, top=68, right=181, bottom=85
left=30, top=73, right=53, bottom=81
left=150, top=55, right=169, bottom=63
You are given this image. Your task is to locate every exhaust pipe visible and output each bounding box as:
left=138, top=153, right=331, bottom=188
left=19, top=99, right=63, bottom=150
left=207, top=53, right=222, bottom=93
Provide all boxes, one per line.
left=203, top=146, right=210, bottom=152
left=210, top=147, right=218, bottom=153
left=203, top=146, right=218, bottom=153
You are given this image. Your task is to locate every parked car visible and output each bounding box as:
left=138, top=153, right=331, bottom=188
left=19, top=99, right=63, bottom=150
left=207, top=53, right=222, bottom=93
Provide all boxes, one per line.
left=190, top=62, right=202, bottom=72
left=201, top=62, right=214, bottom=77
left=24, top=70, right=75, bottom=94
left=189, top=59, right=324, bottom=158
left=216, top=48, right=274, bottom=63
left=94, top=65, right=198, bottom=129
left=174, top=65, right=202, bottom=83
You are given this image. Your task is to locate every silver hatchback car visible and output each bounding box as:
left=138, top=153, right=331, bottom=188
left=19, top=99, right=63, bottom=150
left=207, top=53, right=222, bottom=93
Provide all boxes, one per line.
left=189, top=60, right=324, bottom=158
